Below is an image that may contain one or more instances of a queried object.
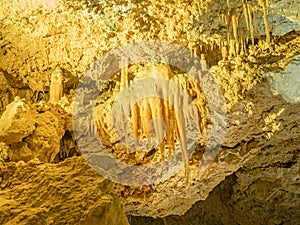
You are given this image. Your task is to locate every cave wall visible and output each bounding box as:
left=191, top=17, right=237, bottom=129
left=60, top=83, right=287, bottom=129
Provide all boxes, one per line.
left=0, top=0, right=299, bottom=224
left=130, top=80, right=300, bottom=224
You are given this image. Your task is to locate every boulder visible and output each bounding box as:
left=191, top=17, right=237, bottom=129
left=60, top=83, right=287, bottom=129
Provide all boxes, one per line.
left=0, top=98, right=35, bottom=144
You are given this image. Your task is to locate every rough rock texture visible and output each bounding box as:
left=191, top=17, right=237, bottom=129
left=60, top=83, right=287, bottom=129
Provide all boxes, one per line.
left=0, top=156, right=130, bottom=225
left=119, top=70, right=300, bottom=217
left=0, top=0, right=299, bottom=224
left=131, top=80, right=300, bottom=225
left=0, top=98, right=36, bottom=145
left=113, top=30, right=300, bottom=217
left=0, top=98, right=74, bottom=163
left=138, top=169, right=299, bottom=225
left=267, top=54, right=300, bottom=103
left=130, top=80, right=300, bottom=224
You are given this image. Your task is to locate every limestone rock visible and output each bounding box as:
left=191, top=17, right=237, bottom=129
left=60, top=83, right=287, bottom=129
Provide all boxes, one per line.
left=0, top=156, right=130, bottom=225
left=8, top=142, right=33, bottom=162
left=0, top=98, right=36, bottom=144
left=0, top=97, right=73, bottom=163
left=0, top=142, right=9, bottom=165
left=25, top=110, right=65, bottom=163
left=0, top=0, right=299, bottom=223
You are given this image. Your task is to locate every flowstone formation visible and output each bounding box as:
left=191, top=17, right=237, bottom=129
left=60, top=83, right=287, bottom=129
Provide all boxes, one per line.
left=0, top=0, right=299, bottom=224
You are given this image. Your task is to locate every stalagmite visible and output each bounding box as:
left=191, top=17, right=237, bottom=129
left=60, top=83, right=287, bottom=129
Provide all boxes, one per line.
left=200, top=54, right=208, bottom=70
left=221, top=41, right=229, bottom=59
left=120, top=57, right=128, bottom=91
left=49, top=67, right=63, bottom=105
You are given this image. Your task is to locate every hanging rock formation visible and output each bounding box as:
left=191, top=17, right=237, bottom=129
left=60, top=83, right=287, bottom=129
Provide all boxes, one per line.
left=0, top=0, right=299, bottom=224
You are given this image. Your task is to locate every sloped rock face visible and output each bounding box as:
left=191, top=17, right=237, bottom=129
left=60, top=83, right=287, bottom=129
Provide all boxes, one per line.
left=130, top=81, right=300, bottom=224
left=0, top=157, right=130, bottom=225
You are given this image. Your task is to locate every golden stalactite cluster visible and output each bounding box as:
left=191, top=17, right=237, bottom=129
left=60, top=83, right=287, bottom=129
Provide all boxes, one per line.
left=218, top=0, right=274, bottom=59
left=94, top=63, right=207, bottom=172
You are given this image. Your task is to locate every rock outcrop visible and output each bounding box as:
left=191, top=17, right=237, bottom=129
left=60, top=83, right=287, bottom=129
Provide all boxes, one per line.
left=0, top=98, right=72, bottom=163
left=0, top=156, right=130, bottom=225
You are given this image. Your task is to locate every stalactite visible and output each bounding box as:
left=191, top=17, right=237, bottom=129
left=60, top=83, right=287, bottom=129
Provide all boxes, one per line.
left=89, top=117, right=94, bottom=135
left=226, top=0, right=230, bottom=9
left=231, top=11, right=240, bottom=56
left=166, top=83, right=175, bottom=155
left=121, top=103, right=130, bottom=154
left=163, top=99, right=171, bottom=155
left=247, top=4, right=255, bottom=46
left=173, top=88, right=190, bottom=186
left=182, top=92, right=190, bottom=126
left=199, top=44, right=203, bottom=52
left=162, top=66, right=172, bottom=156
left=149, top=95, right=165, bottom=159
left=229, top=39, right=236, bottom=57
left=131, top=101, right=140, bottom=148
left=240, top=37, right=246, bottom=55
left=140, top=98, right=152, bottom=139
left=193, top=46, right=198, bottom=58
left=259, top=0, right=271, bottom=49
left=94, top=60, right=208, bottom=181
left=95, top=110, right=108, bottom=141
left=120, top=57, right=128, bottom=91
left=242, top=0, right=250, bottom=30
left=232, top=12, right=238, bottom=41
left=158, top=100, right=165, bottom=158
left=244, top=37, right=247, bottom=54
